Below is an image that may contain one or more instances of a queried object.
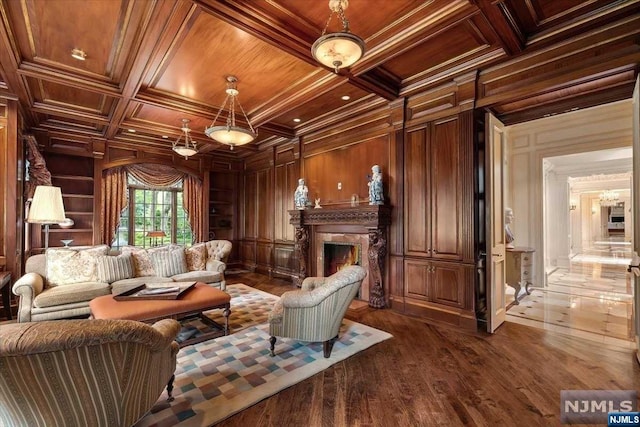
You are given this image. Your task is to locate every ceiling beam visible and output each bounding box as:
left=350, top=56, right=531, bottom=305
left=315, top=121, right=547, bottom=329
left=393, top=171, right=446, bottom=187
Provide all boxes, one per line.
left=473, top=0, right=524, bottom=55
left=105, top=1, right=194, bottom=140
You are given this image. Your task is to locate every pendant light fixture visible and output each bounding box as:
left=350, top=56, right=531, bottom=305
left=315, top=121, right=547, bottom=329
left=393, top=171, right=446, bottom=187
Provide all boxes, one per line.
left=311, top=0, right=365, bottom=73
left=205, top=76, right=257, bottom=151
left=172, top=119, right=198, bottom=159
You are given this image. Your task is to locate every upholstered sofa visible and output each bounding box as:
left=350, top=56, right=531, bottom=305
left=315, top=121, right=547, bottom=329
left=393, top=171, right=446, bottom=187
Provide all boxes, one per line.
left=12, top=239, right=232, bottom=323
left=269, top=265, right=366, bottom=358
left=0, top=318, right=180, bottom=427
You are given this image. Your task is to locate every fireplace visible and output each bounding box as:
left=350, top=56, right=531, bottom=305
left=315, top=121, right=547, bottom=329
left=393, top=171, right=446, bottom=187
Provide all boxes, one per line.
left=323, top=242, right=361, bottom=276
left=289, top=205, right=391, bottom=308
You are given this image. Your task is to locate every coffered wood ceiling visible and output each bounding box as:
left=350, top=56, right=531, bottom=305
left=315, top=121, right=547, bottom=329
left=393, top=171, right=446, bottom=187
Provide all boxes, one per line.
left=0, top=0, right=638, bottom=157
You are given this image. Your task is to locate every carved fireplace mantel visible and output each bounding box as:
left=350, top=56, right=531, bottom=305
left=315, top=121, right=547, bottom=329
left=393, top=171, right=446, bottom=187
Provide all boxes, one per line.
left=289, top=205, right=391, bottom=308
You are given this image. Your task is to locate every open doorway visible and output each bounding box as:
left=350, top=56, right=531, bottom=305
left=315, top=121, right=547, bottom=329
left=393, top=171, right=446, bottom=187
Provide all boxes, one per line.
left=499, top=101, right=635, bottom=347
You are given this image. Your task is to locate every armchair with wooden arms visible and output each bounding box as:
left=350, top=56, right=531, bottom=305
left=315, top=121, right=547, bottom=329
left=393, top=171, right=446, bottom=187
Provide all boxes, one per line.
left=268, top=265, right=367, bottom=358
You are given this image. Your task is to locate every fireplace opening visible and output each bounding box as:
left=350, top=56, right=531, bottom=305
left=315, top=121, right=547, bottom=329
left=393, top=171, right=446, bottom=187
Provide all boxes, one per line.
left=323, top=242, right=361, bottom=276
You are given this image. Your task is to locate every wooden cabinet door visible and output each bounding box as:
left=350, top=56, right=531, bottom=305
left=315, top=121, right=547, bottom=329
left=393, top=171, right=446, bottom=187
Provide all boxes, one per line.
left=430, top=117, right=463, bottom=260
left=404, top=258, right=430, bottom=300
left=404, top=129, right=430, bottom=256
left=430, top=261, right=465, bottom=308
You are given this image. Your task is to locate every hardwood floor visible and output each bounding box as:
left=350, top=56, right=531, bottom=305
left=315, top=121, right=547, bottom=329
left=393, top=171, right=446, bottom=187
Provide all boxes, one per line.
left=225, top=272, right=640, bottom=426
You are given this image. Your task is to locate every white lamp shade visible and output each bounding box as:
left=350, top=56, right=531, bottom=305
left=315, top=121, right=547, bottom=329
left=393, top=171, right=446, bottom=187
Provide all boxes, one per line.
left=28, top=186, right=66, bottom=224
left=311, top=32, right=365, bottom=70
left=205, top=126, right=256, bottom=146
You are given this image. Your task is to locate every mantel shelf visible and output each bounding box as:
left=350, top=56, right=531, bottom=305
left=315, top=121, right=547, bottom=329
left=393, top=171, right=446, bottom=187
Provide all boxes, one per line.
left=289, top=205, right=392, bottom=228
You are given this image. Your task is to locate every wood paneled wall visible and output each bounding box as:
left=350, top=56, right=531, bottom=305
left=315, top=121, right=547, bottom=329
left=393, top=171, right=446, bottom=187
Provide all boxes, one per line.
left=239, top=74, right=479, bottom=329
left=0, top=98, right=21, bottom=281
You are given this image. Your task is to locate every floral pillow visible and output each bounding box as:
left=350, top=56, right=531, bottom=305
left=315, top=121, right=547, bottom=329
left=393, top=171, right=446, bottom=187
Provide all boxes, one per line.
left=120, top=246, right=155, bottom=277
left=46, top=245, right=109, bottom=286
left=185, top=243, right=206, bottom=271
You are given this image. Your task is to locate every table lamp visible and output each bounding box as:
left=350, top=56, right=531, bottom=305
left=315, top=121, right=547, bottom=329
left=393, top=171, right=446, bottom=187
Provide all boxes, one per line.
left=27, top=185, right=66, bottom=250
left=146, top=230, right=166, bottom=247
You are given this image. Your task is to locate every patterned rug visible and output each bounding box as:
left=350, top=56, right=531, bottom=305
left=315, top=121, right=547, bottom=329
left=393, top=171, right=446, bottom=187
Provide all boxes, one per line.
left=136, top=284, right=392, bottom=427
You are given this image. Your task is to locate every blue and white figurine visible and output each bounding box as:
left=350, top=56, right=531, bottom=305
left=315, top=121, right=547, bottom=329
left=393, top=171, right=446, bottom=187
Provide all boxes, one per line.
left=368, top=165, right=384, bottom=205
left=294, top=178, right=309, bottom=209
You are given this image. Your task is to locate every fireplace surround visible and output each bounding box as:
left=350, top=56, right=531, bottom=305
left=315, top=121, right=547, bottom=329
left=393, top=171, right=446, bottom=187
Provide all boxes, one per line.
left=289, top=205, right=391, bottom=308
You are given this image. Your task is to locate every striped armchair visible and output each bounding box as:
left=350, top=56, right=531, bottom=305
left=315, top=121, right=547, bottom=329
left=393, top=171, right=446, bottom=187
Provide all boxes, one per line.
left=268, top=265, right=367, bottom=358
left=0, top=318, right=180, bottom=427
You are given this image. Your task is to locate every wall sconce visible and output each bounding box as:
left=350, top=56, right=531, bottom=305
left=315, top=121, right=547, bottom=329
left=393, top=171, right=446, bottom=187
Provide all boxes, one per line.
left=592, top=207, right=597, bottom=215
left=569, top=203, right=577, bottom=211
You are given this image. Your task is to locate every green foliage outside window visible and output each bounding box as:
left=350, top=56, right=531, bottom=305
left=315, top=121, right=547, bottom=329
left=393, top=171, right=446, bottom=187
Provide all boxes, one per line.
left=111, top=182, right=193, bottom=249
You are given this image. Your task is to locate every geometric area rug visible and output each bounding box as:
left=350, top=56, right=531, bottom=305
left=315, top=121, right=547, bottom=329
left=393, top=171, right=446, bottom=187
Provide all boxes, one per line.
left=135, top=284, right=393, bottom=427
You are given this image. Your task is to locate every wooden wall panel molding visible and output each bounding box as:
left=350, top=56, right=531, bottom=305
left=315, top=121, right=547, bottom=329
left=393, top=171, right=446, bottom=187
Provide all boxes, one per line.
left=477, top=15, right=640, bottom=110
left=302, top=103, right=396, bottom=154
left=297, top=96, right=389, bottom=143
left=304, top=135, right=390, bottom=207
left=405, top=71, right=478, bottom=128
left=387, top=98, right=405, bottom=258
left=272, top=243, right=296, bottom=279
left=244, top=149, right=274, bottom=172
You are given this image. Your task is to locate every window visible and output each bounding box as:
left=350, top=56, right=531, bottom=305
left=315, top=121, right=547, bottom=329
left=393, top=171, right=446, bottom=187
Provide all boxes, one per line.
left=112, top=178, right=192, bottom=249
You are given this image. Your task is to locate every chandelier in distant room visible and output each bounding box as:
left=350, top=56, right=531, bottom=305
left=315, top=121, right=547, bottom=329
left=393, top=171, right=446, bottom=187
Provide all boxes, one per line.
left=599, top=189, right=619, bottom=207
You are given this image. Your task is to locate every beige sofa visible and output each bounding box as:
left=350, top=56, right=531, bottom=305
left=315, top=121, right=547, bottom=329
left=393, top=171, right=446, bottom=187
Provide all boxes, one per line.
left=12, top=240, right=232, bottom=323
left=0, top=318, right=180, bottom=427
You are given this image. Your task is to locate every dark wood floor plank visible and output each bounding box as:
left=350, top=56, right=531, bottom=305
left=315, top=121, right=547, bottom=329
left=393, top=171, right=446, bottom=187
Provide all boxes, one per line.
left=219, top=273, right=640, bottom=426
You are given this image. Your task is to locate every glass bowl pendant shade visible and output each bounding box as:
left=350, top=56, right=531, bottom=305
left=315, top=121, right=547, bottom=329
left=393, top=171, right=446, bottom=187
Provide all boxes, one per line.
left=311, top=0, right=365, bottom=73
left=172, top=119, right=198, bottom=159
left=205, top=76, right=257, bottom=150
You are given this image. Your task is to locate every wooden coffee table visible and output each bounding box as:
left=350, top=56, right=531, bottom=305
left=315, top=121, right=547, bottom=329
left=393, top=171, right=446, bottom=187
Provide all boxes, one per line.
left=90, top=282, right=231, bottom=347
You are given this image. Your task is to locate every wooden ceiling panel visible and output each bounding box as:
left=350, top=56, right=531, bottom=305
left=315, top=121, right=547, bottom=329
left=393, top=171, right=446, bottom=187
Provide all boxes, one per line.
left=0, top=0, right=637, bottom=152
left=6, top=0, right=125, bottom=76
left=382, top=18, right=494, bottom=81
left=273, top=0, right=419, bottom=41
left=26, top=78, right=115, bottom=114
left=273, top=83, right=373, bottom=127
left=37, top=115, right=105, bottom=133
left=128, top=103, right=276, bottom=148
left=152, top=9, right=318, bottom=110
left=132, top=103, right=212, bottom=136
left=503, top=0, right=630, bottom=37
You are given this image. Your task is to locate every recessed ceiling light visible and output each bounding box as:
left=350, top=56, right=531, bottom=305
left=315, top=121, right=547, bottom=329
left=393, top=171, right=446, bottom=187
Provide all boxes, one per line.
left=71, top=48, right=86, bottom=61
left=293, top=118, right=301, bottom=123
left=341, top=95, right=350, bottom=101
left=127, top=129, right=136, bottom=133
left=162, top=135, right=169, bottom=139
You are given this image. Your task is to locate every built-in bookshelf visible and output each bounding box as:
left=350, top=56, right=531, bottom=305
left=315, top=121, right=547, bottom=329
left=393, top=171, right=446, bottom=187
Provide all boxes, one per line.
left=33, top=154, right=95, bottom=251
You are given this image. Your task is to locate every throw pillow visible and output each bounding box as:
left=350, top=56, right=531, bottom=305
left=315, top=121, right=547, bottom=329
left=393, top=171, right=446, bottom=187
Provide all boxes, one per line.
left=46, top=245, right=109, bottom=287
left=150, top=248, right=188, bottom=277
left=185, top=243, right=206, bottom=271
left=121, top=246, right=155, bottom=277
left=96, top=253, right=134, bottom=283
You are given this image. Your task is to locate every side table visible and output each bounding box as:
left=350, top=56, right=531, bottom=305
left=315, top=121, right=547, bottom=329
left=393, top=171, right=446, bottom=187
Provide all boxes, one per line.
left=505, top=247, right=534, bottom=305
left=0, top=271, right=12, bottom=320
